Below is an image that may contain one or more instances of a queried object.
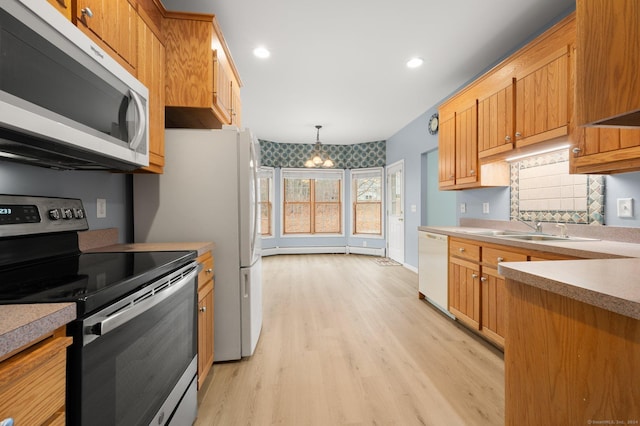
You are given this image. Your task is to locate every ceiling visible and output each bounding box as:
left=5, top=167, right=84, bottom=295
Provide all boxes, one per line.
left=162, top=0, right=575, bottom=145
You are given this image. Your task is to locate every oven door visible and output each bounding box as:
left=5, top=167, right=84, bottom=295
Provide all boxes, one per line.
left=67, top=261, right=199, bottom=426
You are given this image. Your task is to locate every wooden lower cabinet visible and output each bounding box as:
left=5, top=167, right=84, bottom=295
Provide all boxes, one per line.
left=448, top=237, right=578, bottom=349
left=505, top=278, right=640, bottom=424
left=197, top=251, right=215, bottom=389
left=0, top=327, right=72, bottom=425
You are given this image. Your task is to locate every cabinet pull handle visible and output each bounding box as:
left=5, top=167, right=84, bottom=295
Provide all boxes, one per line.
left=515, top=132, right=522, bottom=138
left=497, top=257, right=504, bottom=262
left=480, top=276, right=487, bottom=282
left=199, top=306, right=207, bottom=313
left=572, top=147, right=581, bottom=154
left=81, top=7, right=93, bottom=18
left=505, top=135, right=511, bottom=141
left=459, top=247, right=465, bottom=252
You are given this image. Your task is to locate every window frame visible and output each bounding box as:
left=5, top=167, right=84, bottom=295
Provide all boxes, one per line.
left=280, top=168, right=345, bottom=238
left=258, top=167, right=274, bottom=238
left=350, top=167, right=385, bottom=238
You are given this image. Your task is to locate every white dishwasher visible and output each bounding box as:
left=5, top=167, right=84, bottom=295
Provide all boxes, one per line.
left=418, top=231, right=454, bottom=318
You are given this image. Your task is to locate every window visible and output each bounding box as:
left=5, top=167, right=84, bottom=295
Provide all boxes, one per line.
left=258, top=168, right=274, bottom=236
left=351, top=168, right=383, bottom=235
left=282, top=170, right=343, bottom=235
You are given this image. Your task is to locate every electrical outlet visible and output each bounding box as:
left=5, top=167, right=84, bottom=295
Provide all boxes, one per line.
left=483, top=202, right=490, bottom=214
left=617, top=198, right=633, bottom=218
left=97, top=198, right=107, bottom=218
left=460, top=203, right=466, bottom=213
left=362, top=241, right=367, bottom=247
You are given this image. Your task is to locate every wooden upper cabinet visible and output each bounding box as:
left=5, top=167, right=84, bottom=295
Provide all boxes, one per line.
left=514, top=46, right=570, bottom=148
left=438, top=111, right=456, bottom=189
left=75, top=0, right=137, bottom=74
left=576, top=0, right=640, bottom=127
left=136, top=9, right=165, bottom=174
left=478, top=82, right=514, bottom=159
left=570, top=127, right=640, bottom=174
left=164, top=12, right=242, bottom=129
left=455, top=103, right=479, bottom=186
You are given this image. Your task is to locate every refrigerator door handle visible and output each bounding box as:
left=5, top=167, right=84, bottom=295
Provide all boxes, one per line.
left=242, top=270, right=250, bottom=298
left=249, top=140, right=259, bottom=260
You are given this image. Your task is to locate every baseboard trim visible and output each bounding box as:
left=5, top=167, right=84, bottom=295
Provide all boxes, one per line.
left=261, top=246, right=385, bottom=257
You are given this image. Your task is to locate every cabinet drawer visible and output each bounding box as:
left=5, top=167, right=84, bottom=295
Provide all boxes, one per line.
left=482, top=247, right=527, bottom=268
left=449, top=239, right=480, bottom=262
left=197, top=252, right=214, bottom=291
left=0, top=336, right=72, bottom=425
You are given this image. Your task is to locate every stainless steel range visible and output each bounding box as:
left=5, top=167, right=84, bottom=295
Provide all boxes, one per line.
left=0, top=195, right=199, bottom=426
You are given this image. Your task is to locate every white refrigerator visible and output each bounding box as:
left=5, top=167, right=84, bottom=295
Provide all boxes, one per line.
left=133, top=127, right=262, bottom=361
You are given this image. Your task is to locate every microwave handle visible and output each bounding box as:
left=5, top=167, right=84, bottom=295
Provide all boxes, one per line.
left=129, top=89, right=146, bottom=151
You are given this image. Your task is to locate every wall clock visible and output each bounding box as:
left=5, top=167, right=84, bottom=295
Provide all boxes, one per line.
left=428, top=113, right=439, bottom=135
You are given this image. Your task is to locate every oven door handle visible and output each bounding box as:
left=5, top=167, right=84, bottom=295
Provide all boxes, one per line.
left=91, top=262, right=200, bottom=338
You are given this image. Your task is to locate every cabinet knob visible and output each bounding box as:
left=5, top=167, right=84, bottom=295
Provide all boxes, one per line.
left=572, top=147, right=581, bottom=154
left=199, top=306, right=207, bottom=313
left=469, top=169, right=475, bottom=175
left=505, top=135, right=511, bottom=141
left=206, top=268, right=213, bottom=274
left=515, top=132, right=522, bottom=138
left=0, top=419, right=14, bottom=426
left=459, top=247, right=465, bottom=252
left=497, top=257, right=504, bottom=262
left=449, top=174, right=455, bottom=179
left=480, top=276, right=487, bottom=282
left=81, top=7, right=93, bottom=18
left=472, top=273, right=478, bottom=279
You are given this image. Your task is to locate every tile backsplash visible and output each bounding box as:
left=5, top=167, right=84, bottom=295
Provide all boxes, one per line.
left=510, top=149, right=605, bottom=225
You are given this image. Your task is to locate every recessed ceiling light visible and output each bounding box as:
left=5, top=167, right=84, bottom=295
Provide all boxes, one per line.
left=253, top=47, right=270, bottom=59
left=406, top=57, right=424, bottom=68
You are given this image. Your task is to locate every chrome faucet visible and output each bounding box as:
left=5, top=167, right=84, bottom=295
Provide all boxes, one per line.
left=517, top=217, right=543, bottom=234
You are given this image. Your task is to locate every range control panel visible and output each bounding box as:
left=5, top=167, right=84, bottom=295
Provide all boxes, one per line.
left=0, top=195, right=89, bottom=237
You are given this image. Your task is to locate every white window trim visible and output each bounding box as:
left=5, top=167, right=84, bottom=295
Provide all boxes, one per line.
left=349, top=167, right=385, bottom=239
left=259, top=167, right=275, bottom=239
left=279, top=168, right=346, bottom=238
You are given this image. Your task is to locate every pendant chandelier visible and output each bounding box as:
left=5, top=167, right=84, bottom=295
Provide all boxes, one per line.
left=304, top=125, right=334, bottom=168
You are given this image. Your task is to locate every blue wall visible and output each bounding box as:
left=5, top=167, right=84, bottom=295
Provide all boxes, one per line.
left=387, top=106, right=441, bottom=267
left=0, top=161, right=131, bottom=242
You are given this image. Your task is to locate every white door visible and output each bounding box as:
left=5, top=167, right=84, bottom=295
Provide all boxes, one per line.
left=387, top=160, right=404, bottom=263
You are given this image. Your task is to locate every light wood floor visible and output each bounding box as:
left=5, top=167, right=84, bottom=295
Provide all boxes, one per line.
left=196, top=254, right=504, bottom=425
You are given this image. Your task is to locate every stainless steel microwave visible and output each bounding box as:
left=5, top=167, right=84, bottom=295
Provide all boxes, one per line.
left=0, top=0, right=149, bottom=171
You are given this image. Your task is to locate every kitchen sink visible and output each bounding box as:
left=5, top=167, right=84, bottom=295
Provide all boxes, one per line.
left=500, top=234, right=599, bottom=242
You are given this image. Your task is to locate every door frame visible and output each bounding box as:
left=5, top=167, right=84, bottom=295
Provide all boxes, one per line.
left=386, top=160, right=404, bottom=263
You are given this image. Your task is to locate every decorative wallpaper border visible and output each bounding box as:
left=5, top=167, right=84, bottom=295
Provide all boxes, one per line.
left=509, top=149, right=605, bottom=225
left=259, top=140, right=386, bottom=169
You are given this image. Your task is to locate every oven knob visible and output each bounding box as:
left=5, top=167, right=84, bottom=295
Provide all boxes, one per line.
left=74, top=208, right=85, bottom=219
left=49, top=209, right=61, bottom=220
left=62, top=208, right=73, bottom=220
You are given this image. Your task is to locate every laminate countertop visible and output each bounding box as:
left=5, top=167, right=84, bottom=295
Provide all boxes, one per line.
left=0, top=303, right=76, bottom=362
left=419, top=225, right=640, bottom=320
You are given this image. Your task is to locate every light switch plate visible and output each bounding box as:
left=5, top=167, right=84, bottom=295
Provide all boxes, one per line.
left=483, top=202, right=490, bottom=214
left=617, top=198, right=633, bottom=218
left=97, top=198, right=107, bottom=218
left=460, top=203, right=466, bottom=213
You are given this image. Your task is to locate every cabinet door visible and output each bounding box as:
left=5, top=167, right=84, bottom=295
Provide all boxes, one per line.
left=231, top=80, right=242, bottom=127
left=515, top=48, right=569, bottom=147
left=76, top=0, right=104, bottom=38
left=137, top=18, right=165, bottom=173
left=478, top=83, right=514, bottom=159
left=481, top=267, right=506, bottom=347
left=576, top=0, right=640, bottom=126
left=449, top=258, right=480, bottom=330
left=438, top=114, right=456, bottom=189
left=212, top=50, right=232, bottom=124
left=197, top=282, right=214, bottom=389
left=455, top=104, right=478, bottom=185
left=571, top=126, right=640, bottom=174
